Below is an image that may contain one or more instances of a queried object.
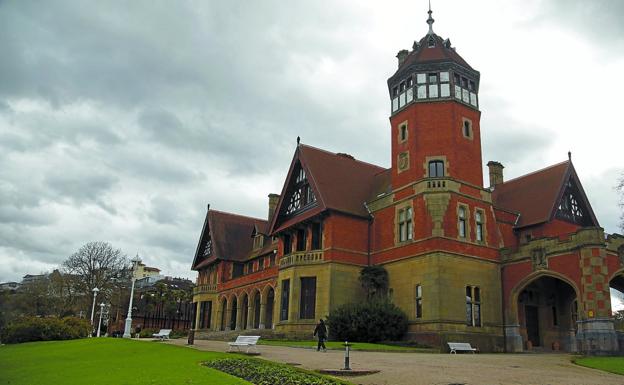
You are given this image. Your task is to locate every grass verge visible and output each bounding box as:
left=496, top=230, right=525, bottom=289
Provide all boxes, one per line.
left=258, top=339, right=433, bottom=352
left=0, top=338, right=251, bottom=385
left=574, top=356, right=624, bottom=376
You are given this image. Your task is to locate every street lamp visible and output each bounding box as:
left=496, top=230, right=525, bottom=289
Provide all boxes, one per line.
left=123, top=255, right=141, bottom=338
left=96, top=302, right=105, bottom=337
left=90, top=287, right=99, bottom=325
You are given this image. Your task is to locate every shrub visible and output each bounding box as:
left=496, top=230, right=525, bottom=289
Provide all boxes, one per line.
left=139, top=328, right=159, bottom=338
left=327, top=299, right=408, bottom=342
left=170, top=329, right=188, bottom=339
left=205, top=358, right=346, bottom=385
left=0, top=316, right=91, bottom=344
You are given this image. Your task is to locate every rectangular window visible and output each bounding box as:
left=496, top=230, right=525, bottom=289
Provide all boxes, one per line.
left=415, top=285, right=423, bottom=319
left=296, top=228, right=306, bottom=251
left=475, top=210, right=484, bottom=242
left=311, top=222, right=322, bottom=250
left=428, top=73, right=438, bottom=83
left=552, top=306, right=558, bottom=326
left=466, top=286, right=481, bottom=327
left=270, top=254, right=276, bottom=266
left=232, top=263, right=244, bottom=278
left=283, top=234, right=292, bottom=255
left=280, top=279, right=290, bottom=321
left=398, top=207, right=413, bottom=242
left=299, top=277, right=317, bottom=319
left=428, top=160, right=444, bottom=177
left=458, top=206, right=467, bottom=238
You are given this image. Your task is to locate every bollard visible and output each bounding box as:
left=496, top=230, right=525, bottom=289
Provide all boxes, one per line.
left=343, top=341, right=351, bottom=370
left=187, top=329, right=195, bottom=345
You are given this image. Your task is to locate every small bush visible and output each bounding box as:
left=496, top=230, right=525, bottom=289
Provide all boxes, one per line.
left=205, top=358, right=346, bottom=385
left=170, top=329, right=188, bottom=339
left=139, top=328, right=159, bottom=338
left=0, top=316, right=91, bottom=344
left=327, top=300, right=408, bottom=342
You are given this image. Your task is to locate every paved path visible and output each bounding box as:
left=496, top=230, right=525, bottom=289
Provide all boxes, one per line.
left=166, top=339, right=624, bottom=385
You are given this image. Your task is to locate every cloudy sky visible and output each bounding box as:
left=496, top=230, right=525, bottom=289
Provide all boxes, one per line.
left=1, top=0, right=623, bottom=304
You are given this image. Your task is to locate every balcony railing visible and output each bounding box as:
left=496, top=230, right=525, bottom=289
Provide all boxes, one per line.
left=193, top=283, right=217, bottom=295
left=279, top=250, right=324, bottom=268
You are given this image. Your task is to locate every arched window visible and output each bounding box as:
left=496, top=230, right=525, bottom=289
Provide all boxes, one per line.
left=428, top=160, right=444, bottom=177
left=466, top=286, right=481, bottom=327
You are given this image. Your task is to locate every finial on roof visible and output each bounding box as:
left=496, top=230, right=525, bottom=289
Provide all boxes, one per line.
left=427, top=0, right=435, bottom=35
left=207, top=203, right=210, bottom=211
left=568, top=151, right=572, bottom=161
left=297, top=136, right=300, bottom=146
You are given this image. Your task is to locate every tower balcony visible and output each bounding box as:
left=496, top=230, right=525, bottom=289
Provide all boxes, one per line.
left=193, top=283, right=217, bottom=296
left=279, top=250, right=324, bottom=269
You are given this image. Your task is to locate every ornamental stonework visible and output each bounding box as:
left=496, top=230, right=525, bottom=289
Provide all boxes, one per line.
left=531, top=247, right=547, bottom=270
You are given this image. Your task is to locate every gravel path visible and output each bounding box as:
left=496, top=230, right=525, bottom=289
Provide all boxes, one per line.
left=165, top=339, right=623, bottom=385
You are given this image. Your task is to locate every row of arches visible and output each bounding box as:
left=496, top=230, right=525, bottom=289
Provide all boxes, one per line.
left=218, top=287, right=275, bottom=331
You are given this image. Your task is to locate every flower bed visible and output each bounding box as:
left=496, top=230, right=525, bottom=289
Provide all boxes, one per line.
left=204, top=358, right=349, bottom=385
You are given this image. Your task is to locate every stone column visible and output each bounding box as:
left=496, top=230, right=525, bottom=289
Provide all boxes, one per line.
left=247, top=304, right=253, bottom=329
left=225, top=302, right=232, bottom=331
left=194, top=302, right=202, bottom=330
left=215, top=308, right=222, bottom=331
left=258, top=301, right=266, bottom=329
left=235, top=302, right=243, bottom=330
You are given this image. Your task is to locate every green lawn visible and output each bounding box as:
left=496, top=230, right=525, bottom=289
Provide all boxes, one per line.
left=575, top=356, right=624, bottom=376
left=0, top=338, right=251, bottom=385
left=259, top=339, right=433, bottom=352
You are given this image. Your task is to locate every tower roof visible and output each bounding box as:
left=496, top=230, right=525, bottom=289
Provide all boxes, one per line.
left=390, top=7, right=476, bottom=80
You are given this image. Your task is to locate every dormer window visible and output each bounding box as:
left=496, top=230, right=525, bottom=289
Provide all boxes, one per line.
left=253, top=235, right=263, bottom=250
left=427, top=35, right=435, bottom=48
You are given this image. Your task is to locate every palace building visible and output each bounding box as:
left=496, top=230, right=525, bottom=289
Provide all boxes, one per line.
left=190, top=8, right=624, bottom=354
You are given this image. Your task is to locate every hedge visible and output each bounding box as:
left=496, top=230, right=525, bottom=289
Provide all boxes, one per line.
left=326, top=300, right=408, bottom=342
left=0, top=316, right=91, bottom=344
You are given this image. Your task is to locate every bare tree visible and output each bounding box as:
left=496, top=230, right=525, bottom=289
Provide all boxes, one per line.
left=62, top=242, right=130, bottom=304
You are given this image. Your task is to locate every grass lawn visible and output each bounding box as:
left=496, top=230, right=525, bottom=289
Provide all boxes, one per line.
left=259, top=339, right=434, bottom=352
left=0, top=338, right=251, bottom=385
left=575, top=356, right=624, bottom=376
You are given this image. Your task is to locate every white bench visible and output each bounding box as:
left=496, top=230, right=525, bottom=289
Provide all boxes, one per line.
left=228, top=335, right=261, bottom=354
left=152, top=329, right=172, bottom=341
left=448, top=342, right=478, bottom=354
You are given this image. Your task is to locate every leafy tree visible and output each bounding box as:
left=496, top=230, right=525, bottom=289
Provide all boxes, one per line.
left=327, top=300, right=408, bottom=342
left=359, top=265, right=389, bottom=300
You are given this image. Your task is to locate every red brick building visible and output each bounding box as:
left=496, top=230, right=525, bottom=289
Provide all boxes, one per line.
left=191, top=9, right=624, bottom=354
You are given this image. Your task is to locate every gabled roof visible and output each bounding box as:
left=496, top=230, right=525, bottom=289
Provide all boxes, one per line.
left=492, top=160, right=599, bottom=229
left=191, top=209, right=267, bottom=270
left=269, top=144, right=387, bottom=234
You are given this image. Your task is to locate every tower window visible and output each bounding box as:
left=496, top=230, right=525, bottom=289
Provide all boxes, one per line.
left=399, top=82, right=406, bottom=92
left=393, top=86, right=399, bottom=97
left=428, top=160, right=444, bottom=177
left=406, top=77, right=413, bottom=87
left=454, top=73, right=460, bottom=84
left=400, top=124, right=407, bottom=142
left=469, top=81, right=475, bottom=91
left=463, top=120, right=473, bottom=138
left=458, top=206, right=467, bottom=238
left=417, top=73, right=426, bottom=84
left=428, top=73, right=438, bottom=83
left=398, top=206, right=413, bottom=242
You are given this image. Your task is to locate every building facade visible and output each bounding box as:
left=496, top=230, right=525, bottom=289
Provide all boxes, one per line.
left=190, top=10, right=624, bottom=354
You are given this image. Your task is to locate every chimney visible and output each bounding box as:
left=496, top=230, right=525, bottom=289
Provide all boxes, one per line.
left=268, top=193, right=280, bottom=221
left=396, top=49, right=409, bottom=67
left=487, top=161, right=504, bottom=188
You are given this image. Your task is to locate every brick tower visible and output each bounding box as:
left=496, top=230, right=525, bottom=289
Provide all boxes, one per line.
left=388, top=7, right=483, bottom=189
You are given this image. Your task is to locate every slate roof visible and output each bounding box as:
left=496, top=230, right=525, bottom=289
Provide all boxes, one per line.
left=192, top=210, right=270, bottom=270
left=491, top=160, right=598, bottom=229
left=270, top=144, right=388, bottom=233
left=394, top=33, right=473, bottom=76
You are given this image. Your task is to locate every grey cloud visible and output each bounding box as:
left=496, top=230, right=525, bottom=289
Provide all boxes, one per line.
left=45, top=171, right=118, bottom=206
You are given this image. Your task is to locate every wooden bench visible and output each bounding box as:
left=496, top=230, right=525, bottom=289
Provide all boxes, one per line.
left=152, top=329, right=172, bottom=341
left=448, top=342, right=478, bottom=354
left=228, top=335, right=261, bottom=354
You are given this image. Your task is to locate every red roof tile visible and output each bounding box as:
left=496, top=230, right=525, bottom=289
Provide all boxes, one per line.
left=393, top=34, right=473, bottom=77
left=492, top=161, right=570, bottom=228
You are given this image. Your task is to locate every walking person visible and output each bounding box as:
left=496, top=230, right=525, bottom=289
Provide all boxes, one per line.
left=313, top=319, right=327, bottom=352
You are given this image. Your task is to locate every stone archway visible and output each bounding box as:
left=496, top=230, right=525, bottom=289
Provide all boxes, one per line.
left=265, top=286, right=275, bottom=329
left=609, top=269, right=624, bottom=335
left=252, top=290, right=261, bottom=329
left=241, top=293, right=249, bottom=330
left=219, top=297, right=227, bottom=331
left=509, top=272, right=579, bottom=352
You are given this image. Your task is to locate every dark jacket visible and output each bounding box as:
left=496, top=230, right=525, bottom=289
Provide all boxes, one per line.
left=313, top=322, right=327, bottom=339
